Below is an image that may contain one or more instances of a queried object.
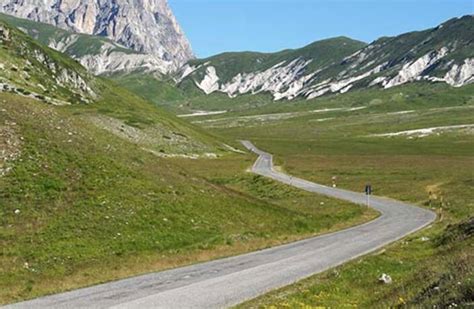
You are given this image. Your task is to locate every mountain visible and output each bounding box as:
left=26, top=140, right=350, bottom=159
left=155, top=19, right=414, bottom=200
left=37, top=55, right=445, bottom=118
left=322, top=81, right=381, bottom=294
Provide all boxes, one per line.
left=179, top=15, right=474, bottom=101
left=178, top=37, right=367, bottom=101
left=0, top=13, right=169, bottom=75
left=2, top=8, right=471, bottom=103
left=0, top=18, right=223, bottom=156
left=0, top=0, right=193, bottom=74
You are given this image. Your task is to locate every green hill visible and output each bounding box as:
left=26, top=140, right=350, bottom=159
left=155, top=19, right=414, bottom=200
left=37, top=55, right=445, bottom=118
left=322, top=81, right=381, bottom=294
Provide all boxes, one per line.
left=178, top=16, right=474, bottom=102
left=186, top=37, right=367, bottom=84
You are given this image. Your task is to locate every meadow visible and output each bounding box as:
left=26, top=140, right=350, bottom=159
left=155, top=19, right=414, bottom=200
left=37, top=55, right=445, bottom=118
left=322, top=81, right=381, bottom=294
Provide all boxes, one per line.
left=188, top=83, right=474, bottom=307
left=0, top=92, right=375, bottom=304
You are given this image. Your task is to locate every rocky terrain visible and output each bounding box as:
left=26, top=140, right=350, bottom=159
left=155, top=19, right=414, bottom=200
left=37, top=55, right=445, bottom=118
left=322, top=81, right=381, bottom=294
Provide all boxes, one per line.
left=0, top=21, right=97, bottom=105
left=180, top=15, right=474, bottom=101
left=88, top=115, right=218, bottom=158
left=0, top=117, right=21, bottom=177
left=0, top=0, right=194, bottom=74
left=0, top=18, right=225, bottom=159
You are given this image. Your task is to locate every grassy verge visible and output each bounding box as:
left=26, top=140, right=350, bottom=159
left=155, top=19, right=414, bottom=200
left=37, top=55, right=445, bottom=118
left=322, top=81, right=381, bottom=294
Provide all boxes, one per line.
left=240, top=217, right=473, bottom=308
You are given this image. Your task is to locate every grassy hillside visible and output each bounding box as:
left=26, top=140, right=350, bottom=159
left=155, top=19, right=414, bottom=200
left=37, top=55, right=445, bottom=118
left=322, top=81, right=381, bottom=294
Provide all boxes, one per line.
left=0, top=18, right=226, bottom=155
left=0, top=92, right=376, bottom=304
left=0, top=19, right=97, bottom=105
left=185, top=37, right=366, bottom=84
left=111, top=72, right=188, bottom=113
left=193, top=83, right=474, bottom=307
left=177, top=16, right=473, bottom=102
left=110, top=38, right=366, bottom=114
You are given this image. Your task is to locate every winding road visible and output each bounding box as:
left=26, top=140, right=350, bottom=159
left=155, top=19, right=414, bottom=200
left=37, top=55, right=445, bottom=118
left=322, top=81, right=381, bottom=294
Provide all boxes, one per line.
left=6, top=141, right=436, bottom=309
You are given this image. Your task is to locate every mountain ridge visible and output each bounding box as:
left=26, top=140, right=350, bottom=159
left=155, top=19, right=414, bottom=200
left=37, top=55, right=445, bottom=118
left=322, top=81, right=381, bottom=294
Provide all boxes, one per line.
left=0, top=9, right=472, bottom=102
left=0, top=0, right=194, bottom=74
left=179, top=15, right=474, bottom=101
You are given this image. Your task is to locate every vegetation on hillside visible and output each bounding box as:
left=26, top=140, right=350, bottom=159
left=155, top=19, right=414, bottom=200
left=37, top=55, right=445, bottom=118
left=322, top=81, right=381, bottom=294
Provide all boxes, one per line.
left=0, top=13, right=137, bottom=58
left=0, top=9, right=472, bottom=308
left=186, top=37, right=366, bottom=84
left=0, top=16, right=375, bottom=304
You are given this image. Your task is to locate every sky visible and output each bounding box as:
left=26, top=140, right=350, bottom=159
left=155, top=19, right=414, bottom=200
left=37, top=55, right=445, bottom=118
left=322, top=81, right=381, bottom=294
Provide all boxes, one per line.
left=168, top=0, right=473, bottom=58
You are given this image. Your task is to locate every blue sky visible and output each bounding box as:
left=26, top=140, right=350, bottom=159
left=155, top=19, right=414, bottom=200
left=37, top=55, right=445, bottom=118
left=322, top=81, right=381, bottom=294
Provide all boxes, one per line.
left=169, top=0, right=473, bottom=58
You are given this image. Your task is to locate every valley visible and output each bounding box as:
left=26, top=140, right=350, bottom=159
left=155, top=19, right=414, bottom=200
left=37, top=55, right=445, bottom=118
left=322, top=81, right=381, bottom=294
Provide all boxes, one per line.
left=0, top=2, right=472, bottom=308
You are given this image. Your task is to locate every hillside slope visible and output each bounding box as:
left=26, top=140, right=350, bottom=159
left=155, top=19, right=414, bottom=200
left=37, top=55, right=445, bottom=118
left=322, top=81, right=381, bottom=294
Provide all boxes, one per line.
left=179, top=15, right=474, bottom=101
left=0, top=18, right=97, bottom=105
left=0, top=13, right=173, bottom=76
left=178, top=37, right=366, bottom=100
left=0, top=17, right=231, bottom=157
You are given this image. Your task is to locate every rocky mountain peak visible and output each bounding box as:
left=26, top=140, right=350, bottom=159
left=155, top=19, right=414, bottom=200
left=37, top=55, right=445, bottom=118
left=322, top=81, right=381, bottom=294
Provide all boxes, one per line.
left=0, top=0, right=194, bottom=72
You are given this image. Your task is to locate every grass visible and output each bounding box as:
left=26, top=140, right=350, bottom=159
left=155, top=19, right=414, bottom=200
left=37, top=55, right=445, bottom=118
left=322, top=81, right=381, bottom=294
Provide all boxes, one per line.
left=0, top=13, right=137, bottom=58
left=186, top=82, right=474, bottom=307
left=111, top=73, right=187, bottom=112
left=0, top=93, right=375, bottom=304
left=235, top=139, right=473, bottom=307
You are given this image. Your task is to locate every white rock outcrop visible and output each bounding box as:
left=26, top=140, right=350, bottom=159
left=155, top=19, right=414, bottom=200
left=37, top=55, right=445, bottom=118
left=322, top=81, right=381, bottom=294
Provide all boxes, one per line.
left=384, top=48, right=449, bottom=89
left=444, top=58, right=474, bottom=87
left=196, top=66, right=220, bottom=95
left=190, top=58, right=317, bottom=101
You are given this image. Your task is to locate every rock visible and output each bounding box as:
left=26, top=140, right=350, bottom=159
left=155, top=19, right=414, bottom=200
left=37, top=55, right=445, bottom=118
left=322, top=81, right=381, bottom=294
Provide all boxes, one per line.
left=385, top=48, right=449, bottom=89
left=0, top=0, right=194, bottom=74
left=378, top=273, right=392, bottom=284
left=444, top=58, right=474, bottom=87
left=190, top=58, right=317, bottom=101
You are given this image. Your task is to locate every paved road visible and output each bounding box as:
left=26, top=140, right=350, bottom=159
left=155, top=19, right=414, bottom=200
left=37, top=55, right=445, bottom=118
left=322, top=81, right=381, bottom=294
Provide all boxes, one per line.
left=5, top=141, right=436, bottom=309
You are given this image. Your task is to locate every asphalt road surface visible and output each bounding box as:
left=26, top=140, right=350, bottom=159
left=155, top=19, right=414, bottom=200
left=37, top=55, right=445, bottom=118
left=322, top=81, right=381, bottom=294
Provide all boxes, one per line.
left=5, top=141, right=436, bottom=309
